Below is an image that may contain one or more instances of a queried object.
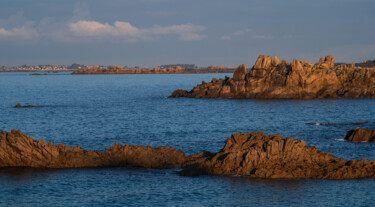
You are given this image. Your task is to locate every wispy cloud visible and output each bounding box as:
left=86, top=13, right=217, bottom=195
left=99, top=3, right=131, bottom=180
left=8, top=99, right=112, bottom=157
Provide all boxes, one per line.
left=69, top=20, right=205, bottom=41
left=0, top=26, right=37, bottom=39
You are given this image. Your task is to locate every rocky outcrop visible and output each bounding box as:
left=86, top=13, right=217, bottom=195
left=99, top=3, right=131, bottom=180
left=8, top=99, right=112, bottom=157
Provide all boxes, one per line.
left=14, top=104, right=36, bottom=108
left=0, top=130, right=185, bottom=169
left=344, top=128, right=375, bottom=142
left=170, top=55, right=375, bottom=99
left=181, top=131, right=375, bottom=179
left=2, top=130, right=375, bottom=179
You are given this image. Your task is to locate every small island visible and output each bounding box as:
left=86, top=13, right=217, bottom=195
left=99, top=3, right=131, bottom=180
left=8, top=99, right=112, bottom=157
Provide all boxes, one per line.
left=170, top=55, right=375, bottom=99
left=72, top=65, right=234, bottom=74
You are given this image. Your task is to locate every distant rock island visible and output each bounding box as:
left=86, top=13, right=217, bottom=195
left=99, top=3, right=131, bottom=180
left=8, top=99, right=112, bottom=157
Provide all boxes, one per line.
left=170, top=55, right=375, bottom=99
left=72, top=65, right=234, bottom=74
left=13, top=104, right=36, bottom=108
left=1, top=129, right=375, bottom=179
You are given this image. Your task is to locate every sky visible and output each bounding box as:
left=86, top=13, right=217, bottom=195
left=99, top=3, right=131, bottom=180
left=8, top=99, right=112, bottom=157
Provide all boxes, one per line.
left=0, top=0, right=374, bottom=67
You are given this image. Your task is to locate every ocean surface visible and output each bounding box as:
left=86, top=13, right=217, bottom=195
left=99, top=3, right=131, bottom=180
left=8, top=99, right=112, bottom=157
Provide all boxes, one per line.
left=0, top=72, right=374, bottom=206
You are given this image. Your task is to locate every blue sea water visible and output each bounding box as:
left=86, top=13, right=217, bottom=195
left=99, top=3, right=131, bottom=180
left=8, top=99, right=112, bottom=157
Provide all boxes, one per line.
left=0, top=72, right=374, bottom=206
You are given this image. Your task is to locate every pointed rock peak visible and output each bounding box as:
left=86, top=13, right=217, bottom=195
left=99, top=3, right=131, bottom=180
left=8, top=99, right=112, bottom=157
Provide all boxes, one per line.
left=272, top=56, right=280, bottom=66
left=291, top=59, right=303, bottom=71
left=233, top=64, right=247, bottom=81
left=253, top=55, right=273, bottom=69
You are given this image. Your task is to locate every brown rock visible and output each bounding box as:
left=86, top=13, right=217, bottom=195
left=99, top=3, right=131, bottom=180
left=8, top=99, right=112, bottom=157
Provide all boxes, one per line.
left=181, top=131, right=375, bottom=179
left=272, top=56, right=280, bottom=66
left=13, top=104, right=36, bottom=108
left=344, top=128, right=375, bottom=142
left=291, top=59, right=303, bottom=71
left=325, top=55, right=335, bottom=68
left=0, top=130, right=185, bottom=169
left=233, top=64, right=247, bottom=81
left=254, top=55, right=273, bottom=69
left=170, top=55, right=375, bottom=99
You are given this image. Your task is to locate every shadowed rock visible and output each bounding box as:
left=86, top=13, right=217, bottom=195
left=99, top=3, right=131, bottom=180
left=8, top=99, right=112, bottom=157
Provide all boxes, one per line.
left=180, top=131, right=375, bottom=179
left=344, top=128, right=375, bottom=142
left=169, top=55, right=375, bottom=99
left=0, top=130, right=185, bottom=169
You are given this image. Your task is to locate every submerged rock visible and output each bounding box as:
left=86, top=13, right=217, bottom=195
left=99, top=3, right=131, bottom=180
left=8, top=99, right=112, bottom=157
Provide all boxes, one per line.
left=169, top=55, right=375, bottom=99
left=181, top=131, right=375, bottom=179
left=0, top=130, right=185, bottom=169
left=13, top=104, right=36, bottom=108
left=344, top=128, right=375, bottom=142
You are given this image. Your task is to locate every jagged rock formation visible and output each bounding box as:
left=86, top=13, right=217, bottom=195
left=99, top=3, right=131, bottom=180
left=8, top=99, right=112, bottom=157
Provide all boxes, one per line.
left=345, top=128, right=375, bottom=142
left=0, top=130, right=185, bottom=169
left=170, top=55, right=375, bottom=99
left=2, top=130, right=375, bottom=179
left=181, top=131, right=375, bottom=179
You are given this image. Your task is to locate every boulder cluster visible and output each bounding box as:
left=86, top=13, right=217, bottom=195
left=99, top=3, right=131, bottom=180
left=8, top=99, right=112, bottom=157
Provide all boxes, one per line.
left=1, top=129, right=375, bottom=179
left=170, top=55, right=375, bottom=99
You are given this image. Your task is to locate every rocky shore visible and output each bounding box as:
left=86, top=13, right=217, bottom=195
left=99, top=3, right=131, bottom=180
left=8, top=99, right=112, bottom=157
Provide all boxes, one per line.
left=170, top=55, right=375, bottom=99
left=1, top=129, right=375, bottom=179
left=72, top=66, right=234, bottom=74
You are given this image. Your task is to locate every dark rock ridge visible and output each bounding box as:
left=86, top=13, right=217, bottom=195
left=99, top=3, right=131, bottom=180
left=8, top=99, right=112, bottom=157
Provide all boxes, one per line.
left=2, top=130, right=375, bottom=179
left=72, top=66, right=234, bottom=74
left=0, top=130, right=185, bottom=169
left=14, top=104, right=36, bottom=108
left=181, top=131, right=375, bottom=179
left=170, top=55, right=375, bottom=99
left=308, top=121, right=371, bottom=126
left=344, top=128, right=375, bottom=142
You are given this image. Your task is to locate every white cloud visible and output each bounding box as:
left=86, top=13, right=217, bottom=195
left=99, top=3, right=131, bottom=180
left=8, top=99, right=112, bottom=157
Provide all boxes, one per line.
left=0, top=26, right=37, bottom=39
left=69, top=20, right=205, bottom=41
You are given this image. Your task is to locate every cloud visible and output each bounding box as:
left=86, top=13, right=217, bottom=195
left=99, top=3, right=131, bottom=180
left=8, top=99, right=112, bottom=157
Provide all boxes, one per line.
left=221, top=28, right=252, bottom=40
left=69, top=20, right=205, bottom=41
left=0, top=26, right=37, bottom=39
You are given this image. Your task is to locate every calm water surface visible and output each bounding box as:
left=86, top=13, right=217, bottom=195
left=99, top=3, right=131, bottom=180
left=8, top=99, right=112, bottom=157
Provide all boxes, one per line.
left=0, top=72, right=374, bottom=206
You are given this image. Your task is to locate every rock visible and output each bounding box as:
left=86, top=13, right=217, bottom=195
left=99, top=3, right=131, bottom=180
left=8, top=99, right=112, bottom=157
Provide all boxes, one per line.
left=291, top=59, right=303, bottom=71
left=233, top=64, right=247, bottom=81
left=253, top=55, right=273, bottom=69
left=169, top=89, right=189, bottom=98
left=272, top=56, right=280, bottom=66
left=13, top=104, right=36, bottom=108
left=169, top=55, right=375, bottom=99
left=2, top=130, right=375, bottom=180
left=181, top=131, right=375, bottom=179
left=0, top=130, right=185, bottom=169
left=344, top=128, right=375, bottom=142
left=325, top=55, right=335, bottom=68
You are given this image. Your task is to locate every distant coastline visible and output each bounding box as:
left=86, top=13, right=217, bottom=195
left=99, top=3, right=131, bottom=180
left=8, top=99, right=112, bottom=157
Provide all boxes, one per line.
left=72, top=66, right=235, bottom=74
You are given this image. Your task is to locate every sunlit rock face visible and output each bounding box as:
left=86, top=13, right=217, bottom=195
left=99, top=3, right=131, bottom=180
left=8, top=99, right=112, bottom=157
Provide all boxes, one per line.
left=170, top=55, right=375, bottom=99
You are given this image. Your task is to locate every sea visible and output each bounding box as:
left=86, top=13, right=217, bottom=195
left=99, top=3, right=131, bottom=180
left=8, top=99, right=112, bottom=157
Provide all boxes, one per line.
left=0, top=72, right=374, bottom=206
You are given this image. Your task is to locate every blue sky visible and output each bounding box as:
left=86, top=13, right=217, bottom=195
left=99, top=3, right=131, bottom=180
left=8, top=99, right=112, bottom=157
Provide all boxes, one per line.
left=0, top=0, right=374, bottom=67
